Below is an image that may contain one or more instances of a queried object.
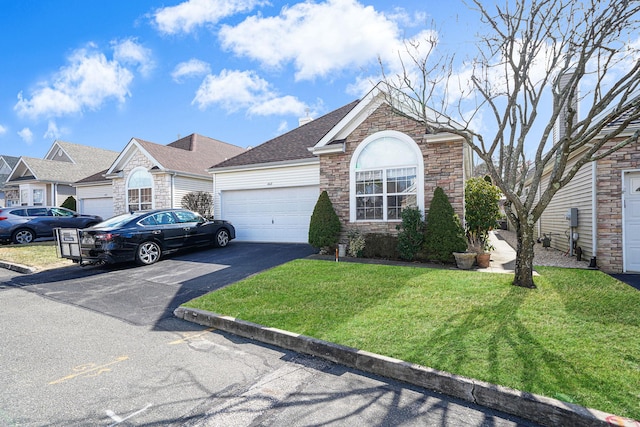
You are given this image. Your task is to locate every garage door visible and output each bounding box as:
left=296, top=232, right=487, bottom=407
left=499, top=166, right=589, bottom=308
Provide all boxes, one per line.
left=221, top=186, right=319, bottom=243
left=81, top=198, right=114, bottom=221
left=624, top=171, right=640, bottom=272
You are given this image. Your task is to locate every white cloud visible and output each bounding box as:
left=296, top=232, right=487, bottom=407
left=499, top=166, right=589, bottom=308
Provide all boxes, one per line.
left=247, top=95, right=307, bottom=116
left=44, top=120, right=63, bottom=140
left=14, top=43, right=139, bottom=120
left=113, top=38, right=155, bottom=77
left=219, top=0, right=402, bottom=80
left=172, top=59, right=212, bottom=82
left=153, top=0, right=267, bottom=35
left=0, top=124, right=6, bottom=135
left=193, top=69, right=308, bottom=116
left=18, top=128, right=33, bottom=144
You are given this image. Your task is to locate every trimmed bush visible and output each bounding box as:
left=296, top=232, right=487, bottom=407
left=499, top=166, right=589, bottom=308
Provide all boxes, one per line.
left=308, top=191, right=341, bottom=250
left=396, top=206, right=425, bottom=261
left=60, top=196, right=76, bottom=211
left=363, top=233, right=399, bottom=259
left=423, top=187, right=467, bottom=262
left=465, top=177, right=501, bottom=251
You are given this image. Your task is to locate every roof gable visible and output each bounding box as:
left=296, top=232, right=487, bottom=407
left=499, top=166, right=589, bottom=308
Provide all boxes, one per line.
left=107, top=133, right=245, bottom=177
left=211, top=100, right=359, bottom=170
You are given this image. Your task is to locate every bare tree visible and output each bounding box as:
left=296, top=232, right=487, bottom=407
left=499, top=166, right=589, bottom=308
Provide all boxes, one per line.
left=381, top=0, right=640, bottom=288
left=181, top=191, right=213, bottom=218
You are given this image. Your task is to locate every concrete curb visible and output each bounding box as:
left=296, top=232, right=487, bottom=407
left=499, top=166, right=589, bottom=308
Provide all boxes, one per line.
left=0, top=260, right=37, bottom=274
left=174, top=306, right=636, bottom=427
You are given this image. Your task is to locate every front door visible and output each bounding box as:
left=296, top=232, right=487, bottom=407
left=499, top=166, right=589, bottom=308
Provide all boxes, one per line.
left=623, top=171, right=640, bottom=272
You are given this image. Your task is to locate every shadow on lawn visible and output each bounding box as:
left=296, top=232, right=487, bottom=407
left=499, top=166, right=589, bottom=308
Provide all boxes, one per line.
left=423, top=286, right=634, bottom=416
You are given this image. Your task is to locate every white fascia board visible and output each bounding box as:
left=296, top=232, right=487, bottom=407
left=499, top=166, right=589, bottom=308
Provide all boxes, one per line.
left=106, top=138, right=162, bottom=174
left=208, top=158, right=319, bottom=174
left=314, top=88, right=386, bottom=149
left=308, top=143, right=345, bottom=155
left=149, top=169, right=209, bottom=180
left=7, top=158, right=36, bottom=182
left=424, top=132, right=467, bottom=144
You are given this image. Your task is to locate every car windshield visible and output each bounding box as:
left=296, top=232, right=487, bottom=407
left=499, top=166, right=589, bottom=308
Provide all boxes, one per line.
left=95, top=213, right=140, bottom=228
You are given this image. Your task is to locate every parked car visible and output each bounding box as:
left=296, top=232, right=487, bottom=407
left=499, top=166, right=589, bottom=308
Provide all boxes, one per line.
left=0, top=206, right=102, bottom=244
left=78, top=208, right=235, bottom=266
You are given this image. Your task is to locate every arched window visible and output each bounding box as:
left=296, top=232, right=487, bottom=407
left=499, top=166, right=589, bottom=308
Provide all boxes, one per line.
left=127, top=167, right=153, bottom=211
left=350, top=131, right=424, bottom=222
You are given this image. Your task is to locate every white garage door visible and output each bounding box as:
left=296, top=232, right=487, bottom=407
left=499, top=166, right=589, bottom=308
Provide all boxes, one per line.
left=221, top=186, right=319, bottom=243
left=624, top=171, right=640, bottom=272
left=82, top=198, right=114, bottom=221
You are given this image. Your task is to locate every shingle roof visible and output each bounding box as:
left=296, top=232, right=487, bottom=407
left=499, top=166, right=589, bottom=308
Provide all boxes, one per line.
left=12, top=142, right=119, bottom=184
left=212, top=100, right=359, bottom=169
left=16, top=154, right=117, bottom=183
left=135, top=133, right=245, bottom=176
left=75, top=169, right=110, bottom=184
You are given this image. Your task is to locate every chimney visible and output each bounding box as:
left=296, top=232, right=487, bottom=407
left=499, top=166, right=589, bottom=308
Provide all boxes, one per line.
left=553, top=72, right=578, bottom=143
left=298, top=108, right=312, bottom=127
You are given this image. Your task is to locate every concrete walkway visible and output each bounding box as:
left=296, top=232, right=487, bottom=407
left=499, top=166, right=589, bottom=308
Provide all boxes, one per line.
left=476, top=230, right=518, bottom=274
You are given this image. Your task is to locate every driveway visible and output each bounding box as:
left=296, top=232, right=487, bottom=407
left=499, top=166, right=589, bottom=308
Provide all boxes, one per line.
left=9, top=242, right=316, bottom=328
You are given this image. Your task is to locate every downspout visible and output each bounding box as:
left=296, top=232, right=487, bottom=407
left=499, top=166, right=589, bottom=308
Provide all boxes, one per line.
left=591, top=162, right=598, bottom=261
left=171, top=173, right=176, bottom=209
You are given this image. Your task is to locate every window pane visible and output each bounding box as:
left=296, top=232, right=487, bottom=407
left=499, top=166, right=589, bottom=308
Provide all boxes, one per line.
left=356, top=195, right=383, bottom=220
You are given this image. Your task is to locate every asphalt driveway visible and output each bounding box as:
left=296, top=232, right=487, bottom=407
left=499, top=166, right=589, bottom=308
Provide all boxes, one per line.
left=8, top=242, right=316, bottom=328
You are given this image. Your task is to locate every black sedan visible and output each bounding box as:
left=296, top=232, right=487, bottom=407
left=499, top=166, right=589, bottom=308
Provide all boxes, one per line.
left=78, top=209, right=235, bottom=265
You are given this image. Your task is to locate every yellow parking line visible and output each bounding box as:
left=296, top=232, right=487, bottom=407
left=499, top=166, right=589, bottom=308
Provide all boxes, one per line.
left=49, top=356, right=129, bottom=385
left=168, top=328, right=216, bottom=345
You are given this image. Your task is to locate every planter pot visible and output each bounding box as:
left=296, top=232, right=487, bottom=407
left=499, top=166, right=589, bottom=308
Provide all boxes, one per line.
left=453, top=252, right=477, bottom=270
left=476, top=252, right=491, bottom=268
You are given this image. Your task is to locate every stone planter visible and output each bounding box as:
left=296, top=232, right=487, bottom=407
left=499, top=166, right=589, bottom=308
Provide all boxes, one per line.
left=453, top=252, right=477, bottom=269
left=476, top=252, right=491, bottom=268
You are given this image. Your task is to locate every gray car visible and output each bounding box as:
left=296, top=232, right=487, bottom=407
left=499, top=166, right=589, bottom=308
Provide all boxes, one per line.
left=0, top=206, right=102, bottom=244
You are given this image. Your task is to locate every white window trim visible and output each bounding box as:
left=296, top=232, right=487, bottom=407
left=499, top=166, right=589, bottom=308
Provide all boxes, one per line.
left=126, top=167, right=154, bottom=211
left=349, top=130, right=424, bottom=222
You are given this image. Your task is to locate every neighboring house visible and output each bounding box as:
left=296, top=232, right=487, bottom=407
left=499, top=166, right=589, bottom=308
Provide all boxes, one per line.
left=209, top=85, right=473, bottom=243
left=531, top=124, right=640, bottom=273
left=0, top=155, right=19, bottom=207
left=74, top=169, right=115, bottom=220
left=5, top=141, right=118, bottom=210
left=102, top=133, right=245, bottom=215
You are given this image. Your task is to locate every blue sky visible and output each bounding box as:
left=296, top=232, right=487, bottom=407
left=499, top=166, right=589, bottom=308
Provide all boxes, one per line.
left=0, top=0, right=475, bottom=158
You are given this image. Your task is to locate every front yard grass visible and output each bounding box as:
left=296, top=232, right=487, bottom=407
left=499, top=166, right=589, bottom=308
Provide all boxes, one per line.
left=0, top=241, right=72, bottom=270
left=184, top=259, right=640, bottom=420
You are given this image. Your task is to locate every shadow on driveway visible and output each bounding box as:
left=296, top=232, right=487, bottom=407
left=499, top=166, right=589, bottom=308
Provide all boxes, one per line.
left=7, top=242, right=316, bottom=330
left=610, top=273, right=640, bottom=291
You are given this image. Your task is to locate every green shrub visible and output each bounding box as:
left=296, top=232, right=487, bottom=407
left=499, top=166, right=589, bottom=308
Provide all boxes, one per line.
left=60, top=196, right=76, bottom=211
left=423, top=187, right=467, bottom=262
left=308, top=191, right=341, bottom=250
left=396, top=206, right=425, bottom=261
left=465, top=177, right=501, bottom=252
left=346, top=229, right=366, bottom=257
left=363, top=233, right=399, bottom=259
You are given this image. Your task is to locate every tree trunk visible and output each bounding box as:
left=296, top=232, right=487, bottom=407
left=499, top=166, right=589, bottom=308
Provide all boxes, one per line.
left=513, top=220, right=537, bottom=288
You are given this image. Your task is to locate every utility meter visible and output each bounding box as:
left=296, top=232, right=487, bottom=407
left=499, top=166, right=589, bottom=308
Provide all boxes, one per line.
left=565, top=208, right=578, bottom=227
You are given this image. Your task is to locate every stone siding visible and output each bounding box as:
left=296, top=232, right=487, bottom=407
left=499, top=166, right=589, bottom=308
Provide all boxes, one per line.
left=319, top=103, right=466, bottom=240
left=112, top=150, right=173, bottom=215
left=595, top=139, right=640, bottom=272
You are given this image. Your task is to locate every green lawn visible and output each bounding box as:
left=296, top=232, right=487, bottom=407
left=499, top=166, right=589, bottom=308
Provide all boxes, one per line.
left=0, top=241, right=72, bottom=270
left=184, top=259, right=640, bottom=420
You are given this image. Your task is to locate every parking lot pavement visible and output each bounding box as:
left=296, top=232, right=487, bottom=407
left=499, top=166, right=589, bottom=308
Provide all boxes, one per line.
left=7, top=242, right=316, bottom=327
left=0, top=245, right=540, bottom=427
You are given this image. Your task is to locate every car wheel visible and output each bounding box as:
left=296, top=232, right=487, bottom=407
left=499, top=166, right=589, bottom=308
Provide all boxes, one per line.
left=135, top=241, right=161, bottom=265
left=12, top=229, right=35, bottom=244
left=215, top=229, right=230, bottom=247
